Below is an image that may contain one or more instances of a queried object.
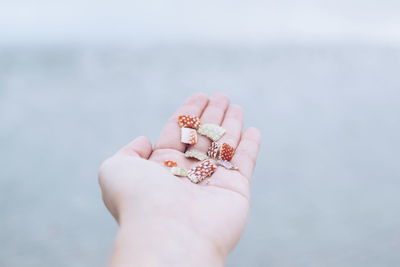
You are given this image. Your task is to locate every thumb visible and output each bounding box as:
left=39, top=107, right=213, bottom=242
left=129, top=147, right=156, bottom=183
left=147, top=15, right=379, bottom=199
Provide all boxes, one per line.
left=117, top=136, right=153, bottom=159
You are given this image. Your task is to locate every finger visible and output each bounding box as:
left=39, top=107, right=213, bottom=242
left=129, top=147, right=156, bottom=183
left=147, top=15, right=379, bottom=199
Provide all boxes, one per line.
left=116, top=136, right=153, bottom=159
left=218, top=104, right=244, bottom=149
left=232, top=127, right=262, bottom=179
left=190, top=93, right=230, bottom=152
left=155, top=93, right=209, bottom=152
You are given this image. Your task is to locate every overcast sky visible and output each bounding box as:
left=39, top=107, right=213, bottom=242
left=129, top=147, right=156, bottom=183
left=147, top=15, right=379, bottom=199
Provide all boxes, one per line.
left=1, top=0, right=399, bottom=44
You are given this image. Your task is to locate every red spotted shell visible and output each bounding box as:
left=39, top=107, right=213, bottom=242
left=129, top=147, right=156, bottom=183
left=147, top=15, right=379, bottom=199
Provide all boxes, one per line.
left=178, top=115, right=201, bottom=129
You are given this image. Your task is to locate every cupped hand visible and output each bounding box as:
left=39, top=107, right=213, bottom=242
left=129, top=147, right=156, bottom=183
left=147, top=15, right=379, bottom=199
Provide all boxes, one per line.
left=99, top=93, right=261, bottom=266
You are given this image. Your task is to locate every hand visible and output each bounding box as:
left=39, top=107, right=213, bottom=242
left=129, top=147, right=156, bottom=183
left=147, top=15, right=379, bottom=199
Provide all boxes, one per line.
left=99, top=93, right=261, bottom=266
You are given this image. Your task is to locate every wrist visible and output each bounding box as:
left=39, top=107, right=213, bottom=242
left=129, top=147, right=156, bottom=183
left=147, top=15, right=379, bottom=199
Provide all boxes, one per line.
left=110, top=216, right=226, bottom=267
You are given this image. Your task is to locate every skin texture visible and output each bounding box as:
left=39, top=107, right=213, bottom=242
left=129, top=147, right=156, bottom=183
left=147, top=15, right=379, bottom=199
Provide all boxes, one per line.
left=98, top=93, right=262, bottom=267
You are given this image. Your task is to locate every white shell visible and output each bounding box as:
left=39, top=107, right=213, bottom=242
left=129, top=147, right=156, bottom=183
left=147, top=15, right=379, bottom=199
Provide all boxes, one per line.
left=180, top=127, right=198, bottom=144
left=170, top=167, right=188, bottom=177
left=197, top=124, right=226, bottom=141
left=185, top=150, right=209, bottom=161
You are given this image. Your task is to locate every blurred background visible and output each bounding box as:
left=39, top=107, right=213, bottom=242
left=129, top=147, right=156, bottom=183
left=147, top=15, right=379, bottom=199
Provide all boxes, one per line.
left=1, top=1, right=399, bottom=266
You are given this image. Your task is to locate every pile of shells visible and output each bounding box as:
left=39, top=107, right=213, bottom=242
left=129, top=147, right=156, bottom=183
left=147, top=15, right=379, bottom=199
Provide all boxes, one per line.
left=163, top=115, right=238, bottom=184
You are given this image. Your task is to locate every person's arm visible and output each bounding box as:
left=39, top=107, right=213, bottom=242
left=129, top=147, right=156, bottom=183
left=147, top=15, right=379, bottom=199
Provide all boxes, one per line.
left=99, top=93, right=261, bottom=266
left=110, top=217, right=224, bottom=266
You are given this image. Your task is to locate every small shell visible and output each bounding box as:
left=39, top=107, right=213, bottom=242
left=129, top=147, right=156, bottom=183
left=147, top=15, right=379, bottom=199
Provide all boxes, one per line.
left=185, top=150, right=209, bottom=161
left=170, top=167, right=188, bottom=177
left=207, top=142, right=220, bottom=159
left=219, top=143, right=235, bottom=161
left=216, top=159, right=239, bottom=170
left=187, top=160, right=217, bottom=184
left=178, top=115, right=201, bottom=129
left=197, top=123, right=226, bottom=141
left=181, top=127, right=198, bottom=145
left=164, top=160, right=178, bottom=167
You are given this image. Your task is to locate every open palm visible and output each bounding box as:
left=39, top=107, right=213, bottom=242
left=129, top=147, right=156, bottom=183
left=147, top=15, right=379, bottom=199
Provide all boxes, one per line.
left=99, top=93, right=261, bottom=262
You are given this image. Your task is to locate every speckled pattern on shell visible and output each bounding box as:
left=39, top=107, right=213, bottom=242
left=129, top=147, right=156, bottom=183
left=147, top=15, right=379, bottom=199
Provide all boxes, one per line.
left=187, top=160, right=217, bottom=183
left=178, top=115, right=201, bottom=129
left=219, top=143, right=235, bottom=161
left=207, top=142, right=220, bottom=159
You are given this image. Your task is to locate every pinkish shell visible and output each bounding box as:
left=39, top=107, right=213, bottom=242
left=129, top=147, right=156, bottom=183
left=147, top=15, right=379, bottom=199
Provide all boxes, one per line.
left=187, top=160, right=217, bottom=183
left=181, top=127, right=198, bottom=145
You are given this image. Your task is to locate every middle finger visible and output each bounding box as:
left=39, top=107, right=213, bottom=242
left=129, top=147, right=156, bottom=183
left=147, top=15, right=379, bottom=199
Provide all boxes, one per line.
left=188, top=93, right=230, bottom=152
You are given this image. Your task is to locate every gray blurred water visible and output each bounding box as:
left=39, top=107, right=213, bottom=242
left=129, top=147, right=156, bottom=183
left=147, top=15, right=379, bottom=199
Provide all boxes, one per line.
left=1, top=44, right=400, bottom=266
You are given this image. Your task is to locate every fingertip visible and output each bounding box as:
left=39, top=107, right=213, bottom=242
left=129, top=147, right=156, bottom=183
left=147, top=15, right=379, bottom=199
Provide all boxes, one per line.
left=136, top=135, right=148, bottom=141
left=194, top=92, right=208, bottom=97
left=211, top=92, right=230, bottom=102
left=211, top=92, right=227, bottom=97
left=119, top=135, right=153, bottom=158
left=185, top=93, right=209, bottom=103
left=137, top=135, right=153, bottom=147
left=230, top=103, right=243, bottom=110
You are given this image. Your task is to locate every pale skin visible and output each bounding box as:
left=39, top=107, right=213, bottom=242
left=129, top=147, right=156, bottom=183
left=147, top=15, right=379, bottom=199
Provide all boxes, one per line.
left=98, top=93, right=262, bottom=266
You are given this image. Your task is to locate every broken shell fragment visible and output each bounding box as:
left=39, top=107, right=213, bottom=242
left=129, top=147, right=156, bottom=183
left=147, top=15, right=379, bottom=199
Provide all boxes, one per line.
left=181, top=127, right=198, bottom=145
left=185, top=150, right=209, bottom=161
left=164, top=160, right=178, bottom=167
left=178, top=115, right=201, bottom=129
left=219, top=143, right=235, bottom=161
left=207, top=142, right=235, bottom=161
left=170, top=167, right=188, bottom=177
left=207, top=142, right=220, bottom=159
left=187, top=160, right=217, bottom=184
left=216, top=159, right=239, bottom=170
left=197, top=123, right=226, bottom=141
